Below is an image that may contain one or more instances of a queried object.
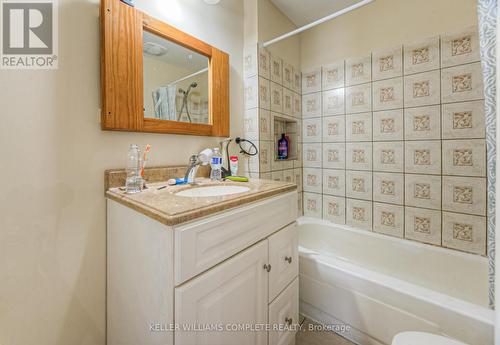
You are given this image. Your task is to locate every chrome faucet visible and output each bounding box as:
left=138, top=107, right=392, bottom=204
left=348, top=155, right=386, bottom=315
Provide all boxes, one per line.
left=184, top=154, right=202, bottom=184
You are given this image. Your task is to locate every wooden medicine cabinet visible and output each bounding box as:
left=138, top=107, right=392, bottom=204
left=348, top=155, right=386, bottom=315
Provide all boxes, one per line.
left=100, top=0, right=229, bottom=136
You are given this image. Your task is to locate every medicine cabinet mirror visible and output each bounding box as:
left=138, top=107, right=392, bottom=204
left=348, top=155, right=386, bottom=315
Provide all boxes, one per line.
left=100, top=0, right=229, bottom=136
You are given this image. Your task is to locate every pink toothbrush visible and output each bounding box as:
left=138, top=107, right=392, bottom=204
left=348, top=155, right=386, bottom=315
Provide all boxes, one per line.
left=141, top=144, right=151, bottom=178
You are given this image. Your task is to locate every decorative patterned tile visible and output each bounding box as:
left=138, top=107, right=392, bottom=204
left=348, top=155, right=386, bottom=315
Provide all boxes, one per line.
left=346, top=83, right=372, bottom=114
left=441, top=27, right=481, bottom=68
left=258, top=77, right=271, bottom=110
left=294, top=168, right=303, bottom=191
left=322, top=88, right=345, bottom=115
left=323, top=116, right=346, bottom=143
left=405, top=174, right=441, bottom=210
left=442, top=176, right=486, bottom=216
left=244, top=76, right=258, bottom=109
left=302, top=68, right=322, bottom=94
left=346, top=112, right=372, bottom=142
left=372, top=77, right=403, bottom=111
left=295, top=119, right=303, bottom=145
left=303, top=143, right=323, bottom=168
left=293, top=92, right=302, bottom=118
left=373, top=109, right=404, bottom=141
left=302, top=92, right=322, bottom=118
left=372, top=46, right=403, bottom=81
left=323, top=169, right=345, bottom=196
left=346, top=55, right=372, bottom=86
left=282, top=62, right=294, bottom=90
left=297, top=192, right=303, bottom=215
left=270, top=55, right=283, bottom=84
left=270, top=82, right=283, bottom=113
left=302, top=118, right=322, bottom=143
left=259, top=172, right=271, bottom=180
left=283, top=169, right=294, bottom=184
left=346, top=199, right=372, bottom=230
left=259, top=109, right=271, bottom=141
left=404, top=207, right=442, bottom=245
left=442, top=139, right=486, bottom=177
left=373, top=203, right=404, bottom=238
left=404, top=70, right=441, bottom=107
left=441, top=100, right=485, bottom=139
left=258, top=47, right=270, bottom=79
left=322, top=143, right=345, bottom=169
left=243, top=108, right=259, bottom=141
left=323, top=195, right=346, bottom=224
left=258, top=141, right=271, bottom=172
left=346, top=170, right=372, bottom=201
left=303, top=168, right=322, bottom=193
left=322, top=61, right=345, bottom=90
left=294, top=143, right=303, bottom=168
left=271, top=170, right=284, bottom=182
left=244, top=44, right=257, bottom=78
left=404, top=105, right=441, bottom=140
left=373, top=141, right=404, bottom=172
left=282, top=88, right=294, bottom=116
left=404, top=140, right=441, bottom=174
left=303, top=192, right=322, bottom=218
left=346, top=142, right=372, bottom=171
left=373, top=172, right=404, bottom=205
left=403, top=36, right=440, bottom=75
left=442, top=211, right=486, bottom=255
left=247, top=146, right=260, bottom=174
left=293, top=67, right=302, bottom=94
left=441, top=62, right=484, bottom=103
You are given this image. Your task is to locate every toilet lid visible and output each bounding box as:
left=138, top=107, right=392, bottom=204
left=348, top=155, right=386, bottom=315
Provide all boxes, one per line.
left=392, top=332, right=470, bottom=345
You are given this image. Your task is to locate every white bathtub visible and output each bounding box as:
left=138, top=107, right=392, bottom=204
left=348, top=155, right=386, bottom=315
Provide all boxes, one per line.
left=297, top=217, right=494, bottom=345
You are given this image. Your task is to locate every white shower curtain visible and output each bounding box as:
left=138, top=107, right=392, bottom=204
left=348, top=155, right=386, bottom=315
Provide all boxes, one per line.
left=153, top=84, right=177, bottom=121
left=477, top=0, right=497, bottom=308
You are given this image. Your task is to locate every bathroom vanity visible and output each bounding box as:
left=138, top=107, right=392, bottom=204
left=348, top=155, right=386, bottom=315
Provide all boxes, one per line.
left=106, top=177, right=298, bottom=345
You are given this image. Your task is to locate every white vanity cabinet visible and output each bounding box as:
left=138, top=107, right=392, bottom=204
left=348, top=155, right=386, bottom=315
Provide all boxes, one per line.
left=107, top=191, right=298, bottom=345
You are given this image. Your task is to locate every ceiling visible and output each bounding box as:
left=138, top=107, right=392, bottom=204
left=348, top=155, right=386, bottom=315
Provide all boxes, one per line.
left=270, top=0, right=365, bottom=27
left=143, top=31, right=208, bottom=72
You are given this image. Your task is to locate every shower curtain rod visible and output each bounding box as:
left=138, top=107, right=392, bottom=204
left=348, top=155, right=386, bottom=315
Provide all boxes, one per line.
left=169, top=67, right=209, bottom=85
left=262, top=0, right=375, bottom=48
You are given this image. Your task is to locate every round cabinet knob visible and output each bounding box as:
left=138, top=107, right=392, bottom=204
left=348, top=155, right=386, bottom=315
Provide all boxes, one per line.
left=285, top=317, right=293, bottom=326
left=284, top=256, right=292, bottom=264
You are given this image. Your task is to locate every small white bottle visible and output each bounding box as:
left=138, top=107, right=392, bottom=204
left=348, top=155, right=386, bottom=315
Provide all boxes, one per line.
left=210, top=148, right=223, bottom=181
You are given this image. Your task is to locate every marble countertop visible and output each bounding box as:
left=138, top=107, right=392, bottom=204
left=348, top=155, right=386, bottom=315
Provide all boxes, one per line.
left=106, top=178, right=297, bottom=226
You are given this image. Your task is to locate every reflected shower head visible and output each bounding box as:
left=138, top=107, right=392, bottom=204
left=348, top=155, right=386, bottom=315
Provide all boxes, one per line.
left=190, top=82, right=198, bottom=88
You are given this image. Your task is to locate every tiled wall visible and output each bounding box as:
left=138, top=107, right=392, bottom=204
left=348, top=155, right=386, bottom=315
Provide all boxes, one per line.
left=301, top=26, right=488, bottom=256
left=243, top=44, right=304, bottom=213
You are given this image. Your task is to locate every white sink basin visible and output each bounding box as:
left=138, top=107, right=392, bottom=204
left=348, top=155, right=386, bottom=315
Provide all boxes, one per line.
left=176, top=185, right=250, bottom=197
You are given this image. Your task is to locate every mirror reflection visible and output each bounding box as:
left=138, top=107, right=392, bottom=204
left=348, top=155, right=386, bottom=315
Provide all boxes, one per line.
left=143, top=30, right=209, bottom=124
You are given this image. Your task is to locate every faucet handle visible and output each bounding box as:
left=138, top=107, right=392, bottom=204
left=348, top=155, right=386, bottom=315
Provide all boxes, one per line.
left=189, top=154, right=198, bottom=163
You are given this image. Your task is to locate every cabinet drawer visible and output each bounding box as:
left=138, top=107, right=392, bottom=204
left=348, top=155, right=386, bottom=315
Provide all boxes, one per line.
left=174, top=191, right=297, bottom=285
left=269, top=277, right=299, bottom=345
left=269, top=223, right=298, bottom=302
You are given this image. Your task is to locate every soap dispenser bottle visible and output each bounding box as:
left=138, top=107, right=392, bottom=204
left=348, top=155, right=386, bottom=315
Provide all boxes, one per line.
left=277, top=133, right=289, bottom=160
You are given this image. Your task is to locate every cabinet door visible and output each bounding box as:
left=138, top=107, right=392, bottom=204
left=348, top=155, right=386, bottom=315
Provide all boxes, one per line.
left=175, top=240, right=268, bottom=345
left=269, top=223, right=298, bottom=302
left=269, top=277, right=299, bottom=345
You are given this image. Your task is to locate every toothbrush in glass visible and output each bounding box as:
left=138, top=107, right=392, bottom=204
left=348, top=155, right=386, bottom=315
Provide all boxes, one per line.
left=140, top=144, right=151, bottom=178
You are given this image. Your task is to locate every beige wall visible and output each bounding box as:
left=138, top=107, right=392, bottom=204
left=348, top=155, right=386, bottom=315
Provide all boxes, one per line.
left=0, top=1, right=243, bottom=344
left=300, top=0, right=478, bottom=69
left=257, top=0, right=301, bottom=67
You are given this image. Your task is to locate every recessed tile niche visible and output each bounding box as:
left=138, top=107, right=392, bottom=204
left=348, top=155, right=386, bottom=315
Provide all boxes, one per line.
left=301, top=26, right=487, bottom=256
left=243, top=44, right=303, bottom=214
